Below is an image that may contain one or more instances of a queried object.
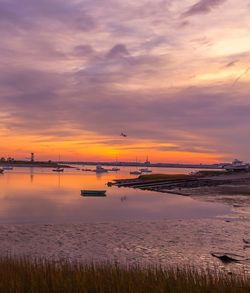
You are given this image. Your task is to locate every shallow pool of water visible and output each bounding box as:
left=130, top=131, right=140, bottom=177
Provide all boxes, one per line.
left=0, top=167, right=231, bottom=224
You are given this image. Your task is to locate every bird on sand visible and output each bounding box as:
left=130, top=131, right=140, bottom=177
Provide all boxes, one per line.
left=243, top=239, right=250, bottom=245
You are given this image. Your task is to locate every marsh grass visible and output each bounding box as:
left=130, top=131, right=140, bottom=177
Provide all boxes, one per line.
left=0, top=257, right=249, bottom=293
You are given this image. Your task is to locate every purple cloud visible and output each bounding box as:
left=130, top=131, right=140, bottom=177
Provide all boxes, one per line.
left=73, top=45, right=95, bottom=57
left=1, top=62, right=250, bottom=159
left=106, top=44, right=130, bottom=59
left=0, top=0, right=97, bottom=32
left=183, top=0, right=227, bottom=17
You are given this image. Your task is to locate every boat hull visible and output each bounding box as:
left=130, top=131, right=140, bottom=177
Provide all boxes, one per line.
left=224, top=166, right=249, bottom=171
left=2, top=166, right=13, bottom=170
left=130, top=171, right=141, bottom=175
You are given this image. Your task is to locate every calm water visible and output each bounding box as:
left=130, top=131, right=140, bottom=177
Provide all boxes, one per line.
left=0, top=167, right=231, bottom=224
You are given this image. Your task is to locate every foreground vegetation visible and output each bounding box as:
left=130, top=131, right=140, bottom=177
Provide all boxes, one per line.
left=0, top=257, right=249, bottom=293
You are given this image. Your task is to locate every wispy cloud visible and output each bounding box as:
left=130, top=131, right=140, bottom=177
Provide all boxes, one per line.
left=225, top=60, right=238, bottom=67
left=183, top=0, right=227, bottom=17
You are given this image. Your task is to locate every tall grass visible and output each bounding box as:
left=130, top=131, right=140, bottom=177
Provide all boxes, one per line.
left=0, top=257, right=249, bottom=293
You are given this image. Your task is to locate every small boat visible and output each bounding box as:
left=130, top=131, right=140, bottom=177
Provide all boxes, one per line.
left=130, top=170, right=142, bottom=175
left=52, top=167, right=64, bottom=172
left=95, top=165, right=108, bottom=173
left=2, top=166, right=13, bottom=170
left=0, top=169, right=4, bottom=174
left=224, top=159, right=250, bottom=172
left=111, top=167, right=120, bottom=171
left=139, top=168, right=152, bottom=173
left=81, top=190, right=106, bottom=196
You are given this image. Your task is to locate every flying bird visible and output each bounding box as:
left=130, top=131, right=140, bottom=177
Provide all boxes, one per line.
left=120, top=132, right=127, bottom=137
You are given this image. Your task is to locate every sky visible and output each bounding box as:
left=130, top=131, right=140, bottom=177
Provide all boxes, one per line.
left=0, top=0, right=250, bottom=163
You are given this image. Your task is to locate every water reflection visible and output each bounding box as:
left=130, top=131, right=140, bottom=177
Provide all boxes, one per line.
left=29, top=167, right=34, bottom=183
left=0, top=167, right=231, bottom=224
left=120, top=196, right=128, bottom=203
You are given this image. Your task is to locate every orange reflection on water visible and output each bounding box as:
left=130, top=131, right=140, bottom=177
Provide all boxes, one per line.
left=0, top=167, right=230, bottom=224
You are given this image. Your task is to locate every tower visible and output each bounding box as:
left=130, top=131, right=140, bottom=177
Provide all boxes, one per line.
left=31, top=152, right=34, bottom=163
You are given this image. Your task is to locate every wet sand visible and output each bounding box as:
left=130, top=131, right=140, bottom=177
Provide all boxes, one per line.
left=1, top=215, right=250, bottom=274
left=168, top=173, right=250, bottom=215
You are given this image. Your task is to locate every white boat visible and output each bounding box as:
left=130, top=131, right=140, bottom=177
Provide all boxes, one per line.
left=224, top=159, right=250, bottom=171
left=52, top=167, right=64, bottom=172
left=130, top=170, right=142, bottom=175
left=95, top=165, right=108, bottom=173
left=139, top=167, right=152, bottom=173
left=2, top=166, right=13, bottom=170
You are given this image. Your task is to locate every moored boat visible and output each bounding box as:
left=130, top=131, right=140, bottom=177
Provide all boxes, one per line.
left=139, top=168, right=152, bottom=173
left=2, top=166, right=13, bottom=170
left=52, top=167, right=64, bottom=172
left=111, top=167, right=120, bottom=171
left=224, top=159, right=250, bottom=172
left=95, top=165, right=108, bottom=173
left=130, top=170, right=142, bottom=175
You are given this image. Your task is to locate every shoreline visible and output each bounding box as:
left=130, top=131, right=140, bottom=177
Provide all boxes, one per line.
left=111, top=172, right=250, bottom=206
left=0, top=162, right=72, bottom=168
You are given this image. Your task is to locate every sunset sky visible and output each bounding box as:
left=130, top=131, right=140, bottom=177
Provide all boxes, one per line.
left=0, top=0, right=250, bottom=163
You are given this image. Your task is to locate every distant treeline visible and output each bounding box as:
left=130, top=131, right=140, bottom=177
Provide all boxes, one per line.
left=0, top=158, right=69, bottom=168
